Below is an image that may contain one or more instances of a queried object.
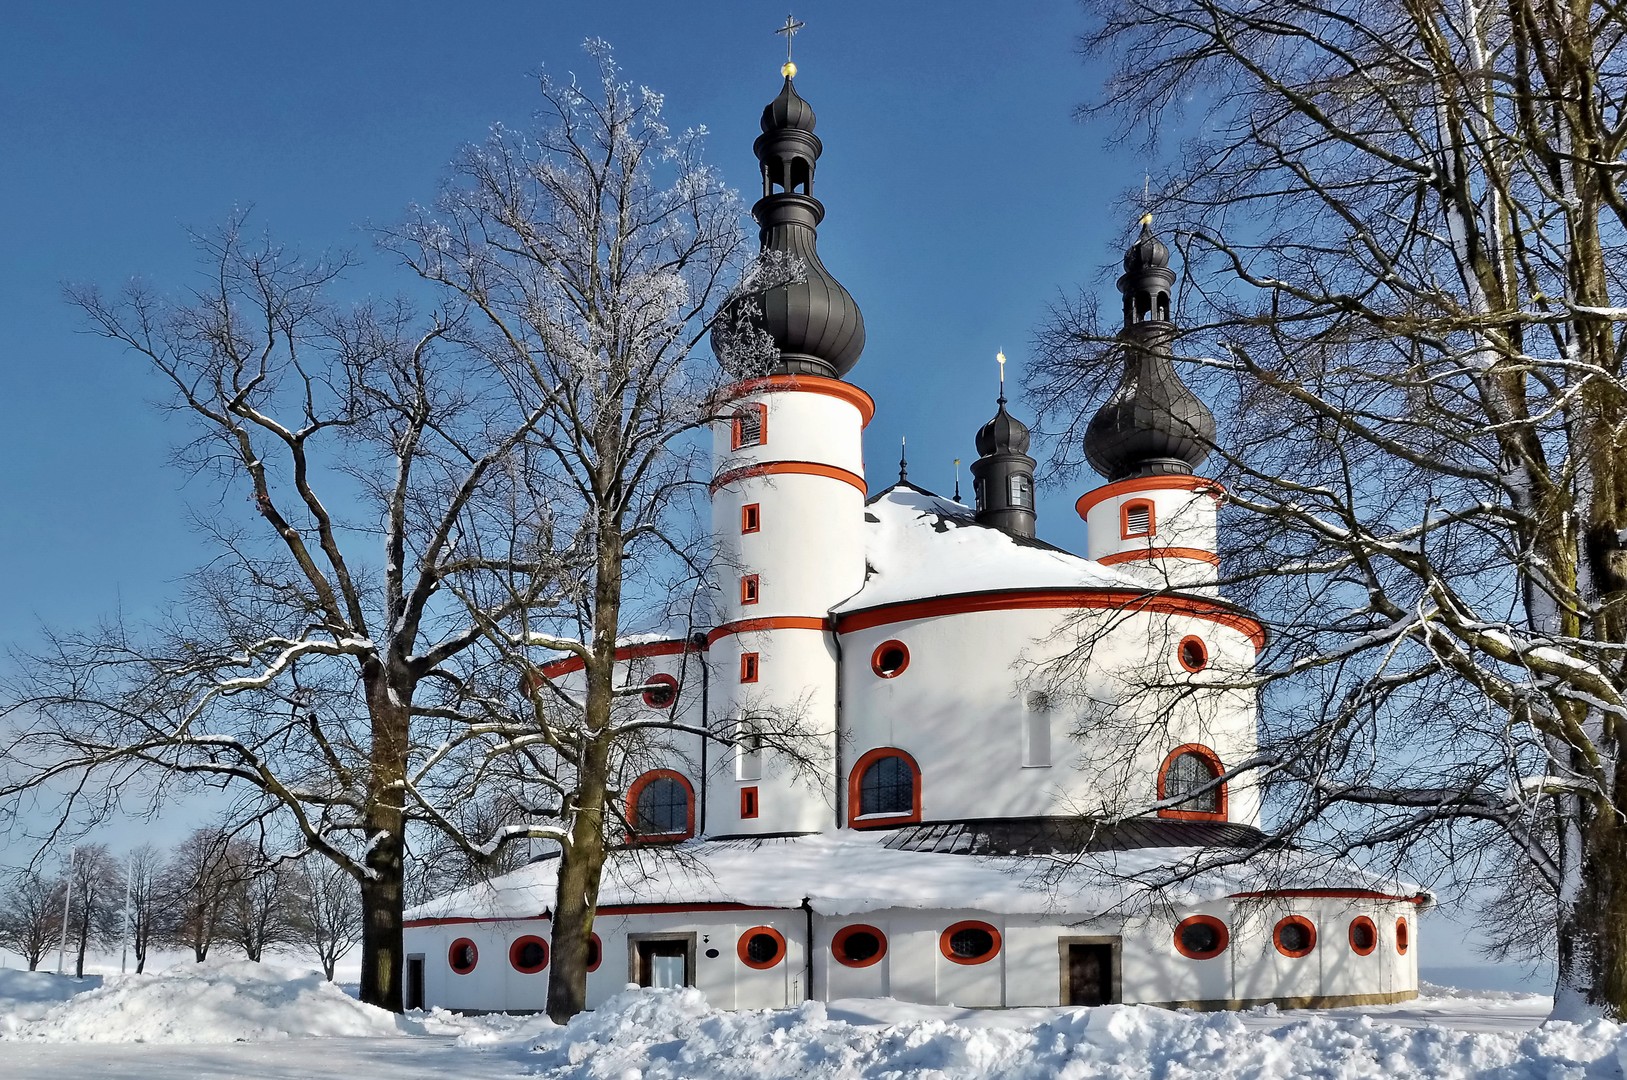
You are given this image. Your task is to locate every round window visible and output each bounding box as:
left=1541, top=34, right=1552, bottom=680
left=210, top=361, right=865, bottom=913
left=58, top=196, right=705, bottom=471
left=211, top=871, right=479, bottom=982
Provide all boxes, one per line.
left=1396, top=917, right=1410, bottom=955
left=509, top=935, right=548, bottom=974
left=586, top=933, right=602, bottom=973
left=737, top=926, right=786, bottom=969
left=448, top=937, right=478, bottom=975
left=939, top=920, right=1001, bottom=965
left=1172, top=915, right=1228, bottom=959
left=831, top=924, right=888, bottom=968
left=871, top=640, right=910, bottom=678
left=1349, top=917, right=1377, bottom=956
left=642, top=674, right=678, bottom=709
left=1274, top=916, right=1316, bottom=958
left=1178, top=636, right=1208, bottom=672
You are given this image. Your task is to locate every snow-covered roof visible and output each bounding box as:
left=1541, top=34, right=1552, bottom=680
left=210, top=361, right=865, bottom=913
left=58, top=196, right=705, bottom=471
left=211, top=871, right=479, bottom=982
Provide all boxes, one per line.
left=405, top=829, right=1423, bottom=923
left=833, top=484, right=1141, bottom=614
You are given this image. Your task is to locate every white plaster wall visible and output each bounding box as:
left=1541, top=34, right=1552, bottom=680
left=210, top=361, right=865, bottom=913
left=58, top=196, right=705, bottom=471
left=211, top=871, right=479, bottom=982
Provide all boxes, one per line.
left=712, top=385, right=866, bottom=479
left=1084, top=484, right=1220, bottom=594
left=710, top=472, right=867, bottom=621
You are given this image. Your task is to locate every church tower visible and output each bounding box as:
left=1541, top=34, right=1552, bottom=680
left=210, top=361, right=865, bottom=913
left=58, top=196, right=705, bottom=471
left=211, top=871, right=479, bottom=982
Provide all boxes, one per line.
left=1077, top=220, right=1222, bottom=593
left=970, top=361, right=1038, bottom=538
left=705, top=53, right=871, bottom=836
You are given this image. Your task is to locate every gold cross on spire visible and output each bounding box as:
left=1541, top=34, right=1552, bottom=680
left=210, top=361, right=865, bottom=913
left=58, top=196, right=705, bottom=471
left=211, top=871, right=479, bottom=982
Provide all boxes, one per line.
left=777, top=14, right=805, bottom=78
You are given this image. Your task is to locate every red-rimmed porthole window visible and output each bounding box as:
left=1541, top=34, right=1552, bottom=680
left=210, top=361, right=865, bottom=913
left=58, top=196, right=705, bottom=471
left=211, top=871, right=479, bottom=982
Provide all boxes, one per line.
left=448, top=937, right=478, bottom=975
left=509, top=935, right=548, bottom=974
left=1177, top=636, right=1208, bottom=673
left=1172, top=915, right=1229, bottom=959
left=871, top=640, right=909, bottom=678
left=847, top=747, right=921, bottom=828
left=738, top=926, right=786, bottom=969
left=1157, top=744, right=1227, bottom=821
left=1274, top=915, right=1316, bottom=958
left=731, top=404, right=767, bottom=450
left=627, top=769, right=695, bottom=842
left=1121, top=499, right=1155, bottom=539
left=642, top=673, right=677, bottom=709
left=740, top=652, right=759, bottom=683
left=831, top=924, right=888, bottom=968
left=1349, top=916, right=1377, bottom=956
left=741, top=574, right=760, bottom=605
left=741, top=503, right=761, bottom=534
left=939, top=920, right=1001, bottom=965
left=1396, top=917, right=1410, bottom=955
left=586, top=932, right=603, bottom=972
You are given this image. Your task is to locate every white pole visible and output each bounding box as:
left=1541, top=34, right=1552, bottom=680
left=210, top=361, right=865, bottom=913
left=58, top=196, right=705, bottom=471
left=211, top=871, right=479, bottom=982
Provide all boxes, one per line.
left=55, top=849, right=75, bottom=976
left=120, top=857, right=133, bottom=974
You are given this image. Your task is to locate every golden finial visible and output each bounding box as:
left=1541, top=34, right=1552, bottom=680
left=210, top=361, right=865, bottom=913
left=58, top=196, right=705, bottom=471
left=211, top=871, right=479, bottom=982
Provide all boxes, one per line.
left=777, top=14, right=805, bottom=78
left=1141, top=212, right=1154, bottom=225
left=997, top=350, right=1008, bottom=402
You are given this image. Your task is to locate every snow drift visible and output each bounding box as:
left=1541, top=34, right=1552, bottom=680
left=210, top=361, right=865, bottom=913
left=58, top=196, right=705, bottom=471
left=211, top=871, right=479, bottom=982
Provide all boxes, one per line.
left=0, top=970, right=103, bottom=1037
left=6, top=960, right=412, bottom=1043
left=520, top=987, right=1627, bottom=1080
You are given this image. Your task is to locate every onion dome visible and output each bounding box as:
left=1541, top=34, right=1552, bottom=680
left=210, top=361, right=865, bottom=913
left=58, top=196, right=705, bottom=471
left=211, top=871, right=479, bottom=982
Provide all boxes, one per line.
left=711, top=73, right=866, bottom=380
left=1084, top=219, right=1215, bottom=481
left=972, top=390, right=1038, bottom=538
left=975, top=398, right=1031, bottom=458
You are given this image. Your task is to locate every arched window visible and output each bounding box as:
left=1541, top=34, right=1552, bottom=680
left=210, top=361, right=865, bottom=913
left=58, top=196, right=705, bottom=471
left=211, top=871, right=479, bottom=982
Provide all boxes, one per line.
left=627, top=769, right=694, bottom=841
left=847, top=748, right=921, bottom=827
left=1157, top=744, right=1227, bottom=821
left=1008, top=474, right=1033, bottom=509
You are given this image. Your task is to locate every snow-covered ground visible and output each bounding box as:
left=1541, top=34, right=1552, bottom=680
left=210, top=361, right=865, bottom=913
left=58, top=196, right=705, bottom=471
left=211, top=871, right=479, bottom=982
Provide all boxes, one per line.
left=0, top=961, right=1614, bottom=1079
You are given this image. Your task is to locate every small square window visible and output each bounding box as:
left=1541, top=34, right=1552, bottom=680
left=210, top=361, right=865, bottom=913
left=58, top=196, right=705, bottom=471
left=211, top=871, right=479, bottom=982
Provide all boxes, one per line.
left=741, top=574, right=760, bottom=605
left=741, top=504, right=761, bottom=534
left=740, top=652, right=759, bottom=683
left=1122, top=500, right=1155, bottom=539
left=740, top=786, right=759, bottom=819
left=731, top=405, right=767, bottom=450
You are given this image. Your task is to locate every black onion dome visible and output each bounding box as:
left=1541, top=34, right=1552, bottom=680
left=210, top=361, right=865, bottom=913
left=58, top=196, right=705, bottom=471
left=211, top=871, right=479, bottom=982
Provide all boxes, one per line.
left=975, top=400, right=1031, bottom=457
left=761, top=77, right=816, bottom=133
left=712, top=75, right=866, bottom=380
left=1084, top=221, right=1215, bottom=481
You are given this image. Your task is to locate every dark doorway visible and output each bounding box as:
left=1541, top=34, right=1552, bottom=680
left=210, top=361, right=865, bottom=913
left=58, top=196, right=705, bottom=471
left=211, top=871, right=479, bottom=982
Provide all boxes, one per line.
left=405, top=954, right=425, bottom=1010
left=1065, top=943, right=1117, bottom=1006
left=633, top=936, right=693, bottom=988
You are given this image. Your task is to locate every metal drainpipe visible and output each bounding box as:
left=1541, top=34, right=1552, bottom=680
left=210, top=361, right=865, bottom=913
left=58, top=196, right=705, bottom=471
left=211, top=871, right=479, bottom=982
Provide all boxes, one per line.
left=829, top=626, right=845, bottom=829
left=801, top=896, right=815, bottom=1002
left=692, top=631, right=710, bottom=837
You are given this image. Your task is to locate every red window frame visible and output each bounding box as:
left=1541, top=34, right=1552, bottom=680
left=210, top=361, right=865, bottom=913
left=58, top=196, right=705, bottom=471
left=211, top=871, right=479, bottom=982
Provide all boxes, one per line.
left=870, top=639, right=910, bottom=678
left=448, top=937, right=478, bottom=975
left=1121, top=499, right=1156, bottom=539
left=508, top=935, right=549, bottom=974
left=625, top=768, right=696, bottom=843
left=737, top=925, right=787, bottom=969
left=740, top=786, right=759, bottom=819
left=1172, top=915, right=1229, bottom=959
left=1349, top=916, right=1377, bottom=956
left=586, top=932, right=603, bottom=973
left=741, top=574, right=760, bottom=605
left=1156, top=743, right=1228, bottom=821
left=740, top=652, right=759, bottom=683
left=1273, top=915, right=1317, bottom=958
left=846, top=746, right=922, bottom=828
left=730, top=403, right=768, bottom=450
left=939, top=920, right=1002, bottom=965
left=1177, top=636, right=1208, bottom=673
left=741, top=503, right=761, bottom=534
left=1396, top=917, right=1410, bottom=955
left=641, top=673, right=678, bottom=709
left=831, top=924, right=889, bottom=968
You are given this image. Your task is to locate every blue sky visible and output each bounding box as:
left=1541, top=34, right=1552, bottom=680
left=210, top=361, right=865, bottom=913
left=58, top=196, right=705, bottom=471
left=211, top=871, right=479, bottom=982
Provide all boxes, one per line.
left=0, top=1, right=1531, bottom=987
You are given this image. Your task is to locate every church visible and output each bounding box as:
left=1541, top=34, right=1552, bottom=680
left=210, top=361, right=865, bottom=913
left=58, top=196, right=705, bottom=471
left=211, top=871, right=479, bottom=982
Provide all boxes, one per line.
left=402, top=57, right=1426, bottom=1014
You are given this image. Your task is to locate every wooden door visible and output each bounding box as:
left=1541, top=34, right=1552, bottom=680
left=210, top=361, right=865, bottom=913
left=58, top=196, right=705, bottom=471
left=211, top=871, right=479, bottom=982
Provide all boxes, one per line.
left=1066, top=943, right=1115, bottom=1006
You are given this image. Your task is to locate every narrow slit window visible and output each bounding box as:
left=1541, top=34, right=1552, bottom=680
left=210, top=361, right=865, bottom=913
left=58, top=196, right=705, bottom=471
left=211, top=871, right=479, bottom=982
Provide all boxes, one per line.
left=737, top=733, right=763, bottom=781
left=741, top=503, right=761, bottom=534
left=1023, top=691, right=1052, bottom=767
left=740, top=652, right=759, bottom=683
left=741, top=574, right=760, bottom=605
left=1008, top=474, right=1032, bottom=509
left=740, top=786, right=759, bottom=819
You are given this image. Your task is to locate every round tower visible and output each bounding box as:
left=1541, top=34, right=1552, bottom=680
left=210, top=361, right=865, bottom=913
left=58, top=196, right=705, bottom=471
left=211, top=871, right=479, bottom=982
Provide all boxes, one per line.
left=1079, top=219, right=1222, bottom=594
left=706, top=63, right=869, bottom=837
left=970, top=381, right=1037, bottom=538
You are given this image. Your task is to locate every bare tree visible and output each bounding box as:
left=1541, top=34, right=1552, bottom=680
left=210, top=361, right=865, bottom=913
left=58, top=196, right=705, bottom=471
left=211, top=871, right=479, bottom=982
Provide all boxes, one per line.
left=157, top=827, right=237, bottom=963
left=126, top=843, right=162, bottom=973
left=287, top=855, right=362, bottom=981
left=1030, top=0, right=1627, bottom=1018
left=63, top=845, right=123, bottom=977
left=383, top=41, right=782, bottom=1021
left=0, top=868, right=62, bottom=971
left=218, top=840, right=298, bottom=962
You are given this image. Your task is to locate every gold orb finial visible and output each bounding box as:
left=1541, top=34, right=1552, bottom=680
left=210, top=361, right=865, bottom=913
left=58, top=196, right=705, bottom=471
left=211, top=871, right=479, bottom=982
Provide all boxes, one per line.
left=1141, top=212, right=1154, bottom=225
left=782, top=60, right=797, bottom=78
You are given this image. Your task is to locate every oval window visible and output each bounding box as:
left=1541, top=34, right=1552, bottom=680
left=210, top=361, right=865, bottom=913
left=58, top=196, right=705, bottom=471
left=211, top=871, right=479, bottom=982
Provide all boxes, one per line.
left=509, top=935, right=548, bottom=974
left=831, top=924, right=888, bottom=968
left=587, top=933, right=603, bottom=973
left=448, top=937, right=478, bottom=975
left=738, top=926, right=786, bottom=969
left=1396, top=917, right=1410, bottom=955
left=1274, top=916, right=1316, bottom=958
left=1172, top=915, right=1228, bottom=959
left=642, top=674, right=678, bottom=709
left=1178, top=636, right=1208, bottom=673
left=871, top=640, right=909, bottom=678
left=939, top=920, right=1001, bottom=965
left=1349, top=916, right=1377, bottom=956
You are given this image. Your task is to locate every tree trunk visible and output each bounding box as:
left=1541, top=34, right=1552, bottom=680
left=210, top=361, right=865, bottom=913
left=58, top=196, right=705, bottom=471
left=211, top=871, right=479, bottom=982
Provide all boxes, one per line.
left=1555, top=806, right=1627, bottom=1019
left=357, top=662, right=411, bottom=1012
left=74, top=913, right=89, bottom=978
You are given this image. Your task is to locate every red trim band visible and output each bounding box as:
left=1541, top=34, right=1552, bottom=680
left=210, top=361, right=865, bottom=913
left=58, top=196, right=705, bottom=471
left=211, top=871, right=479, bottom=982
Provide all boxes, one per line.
left=538, top=639, right=694, bottom=680
left=710, top=460, right=868, bottom=496
left=719, top=375, right=876, bottom=427
left=1076, top=475, right=1226, bottom=519
left=836, top=589, right=1266, bottom=649
left=707, top=615, right=830, bottom=645
left=1099, top=547, right=1220, bottom=567
left=1228, top=888, right=1429, bottom=905
left=404, top=901, right=778, bottom=929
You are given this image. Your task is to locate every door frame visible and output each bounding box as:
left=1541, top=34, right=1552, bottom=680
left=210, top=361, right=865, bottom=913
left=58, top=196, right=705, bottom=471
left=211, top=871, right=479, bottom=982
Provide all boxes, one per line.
left=1057, top=935, right=1122, bottom=1005
left=627, top=932, right=697, bottom=987
left=404, top=953, right=425, bottom=1010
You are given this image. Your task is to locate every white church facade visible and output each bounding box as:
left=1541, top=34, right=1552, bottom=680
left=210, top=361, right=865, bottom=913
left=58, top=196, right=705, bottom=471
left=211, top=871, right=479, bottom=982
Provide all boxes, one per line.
left=403, top=64, right=1426, bottom=1014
